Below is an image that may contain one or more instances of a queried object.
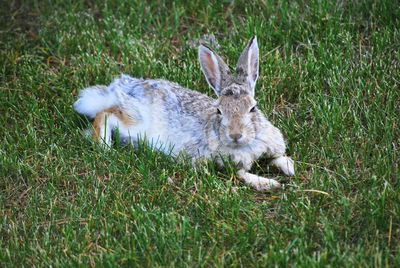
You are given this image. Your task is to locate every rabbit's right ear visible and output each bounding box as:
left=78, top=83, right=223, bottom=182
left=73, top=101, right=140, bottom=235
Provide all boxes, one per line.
left=198, top=45, right=230, bottom=96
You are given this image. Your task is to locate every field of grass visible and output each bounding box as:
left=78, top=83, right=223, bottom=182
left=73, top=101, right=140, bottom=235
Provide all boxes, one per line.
left=1, top=0, right=399, bottom=266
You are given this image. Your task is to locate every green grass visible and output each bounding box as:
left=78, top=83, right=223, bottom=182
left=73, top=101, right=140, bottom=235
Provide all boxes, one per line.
left=1, top=0, right=399, bottom=266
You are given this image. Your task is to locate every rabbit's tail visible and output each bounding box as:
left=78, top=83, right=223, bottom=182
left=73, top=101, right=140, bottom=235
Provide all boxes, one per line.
left=74, top=85, right=118, bottom=119
left=74, top=74, right=144, bottom=118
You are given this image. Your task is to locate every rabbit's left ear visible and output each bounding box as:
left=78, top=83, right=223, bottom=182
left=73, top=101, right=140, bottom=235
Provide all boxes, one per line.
left=236, top=36, right=259, bottom=96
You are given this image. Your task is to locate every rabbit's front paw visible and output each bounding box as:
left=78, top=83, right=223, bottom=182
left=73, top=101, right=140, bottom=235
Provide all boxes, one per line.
left=253, top=177, right=281, bottom=191
left=271, top=156, right=295, bottom=176
left=238, top=170, right=281, bottom=191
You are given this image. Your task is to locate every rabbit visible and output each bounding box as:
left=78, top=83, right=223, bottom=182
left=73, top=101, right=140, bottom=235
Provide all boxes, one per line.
left=74, top=36, right=295, bottom=191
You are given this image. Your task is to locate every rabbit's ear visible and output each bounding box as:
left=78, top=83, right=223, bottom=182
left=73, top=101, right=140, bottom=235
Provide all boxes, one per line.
left=236, top=36, right=259, bottom=96
left=198, top=45, right=230, bottom=96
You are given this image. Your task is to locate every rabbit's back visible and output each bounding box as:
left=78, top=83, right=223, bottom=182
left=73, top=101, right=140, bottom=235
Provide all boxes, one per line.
left=120, top=76, right=214, bottom=117
left=112, top=75, right=216, bottom=156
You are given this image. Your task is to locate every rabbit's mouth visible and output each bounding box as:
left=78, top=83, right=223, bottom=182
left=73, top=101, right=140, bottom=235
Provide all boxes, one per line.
left=228, top=139, right=249, bottom=148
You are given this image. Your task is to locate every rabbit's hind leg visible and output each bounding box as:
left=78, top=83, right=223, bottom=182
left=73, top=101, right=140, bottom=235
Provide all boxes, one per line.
left=92, top=106, right=138, bottom=147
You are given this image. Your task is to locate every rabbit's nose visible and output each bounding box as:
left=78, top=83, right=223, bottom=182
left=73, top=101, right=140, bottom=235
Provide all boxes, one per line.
left=229, top=133, right=243, bottom=142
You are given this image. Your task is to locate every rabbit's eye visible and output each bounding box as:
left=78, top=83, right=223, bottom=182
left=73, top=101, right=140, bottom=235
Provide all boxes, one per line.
left=250, top=106, right=257, bottom=113
left=216, top=108, right=222, bottom=115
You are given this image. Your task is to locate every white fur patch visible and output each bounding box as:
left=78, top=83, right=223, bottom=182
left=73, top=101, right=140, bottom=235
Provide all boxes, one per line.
left=74, top=86, right=118, bottom=118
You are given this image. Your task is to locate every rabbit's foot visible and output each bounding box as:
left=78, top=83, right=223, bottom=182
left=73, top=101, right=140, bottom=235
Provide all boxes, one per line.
left=237, top=170, right=281, bottom=191
left=270, top=156, right=295, bottom=176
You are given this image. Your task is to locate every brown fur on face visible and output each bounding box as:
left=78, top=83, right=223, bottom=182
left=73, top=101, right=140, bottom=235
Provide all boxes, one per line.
left=216, top=84, right=258, bottom=146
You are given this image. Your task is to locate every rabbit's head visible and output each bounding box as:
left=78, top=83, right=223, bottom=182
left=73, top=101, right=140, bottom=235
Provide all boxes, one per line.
left=199, top=36, right=261, bottom=148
